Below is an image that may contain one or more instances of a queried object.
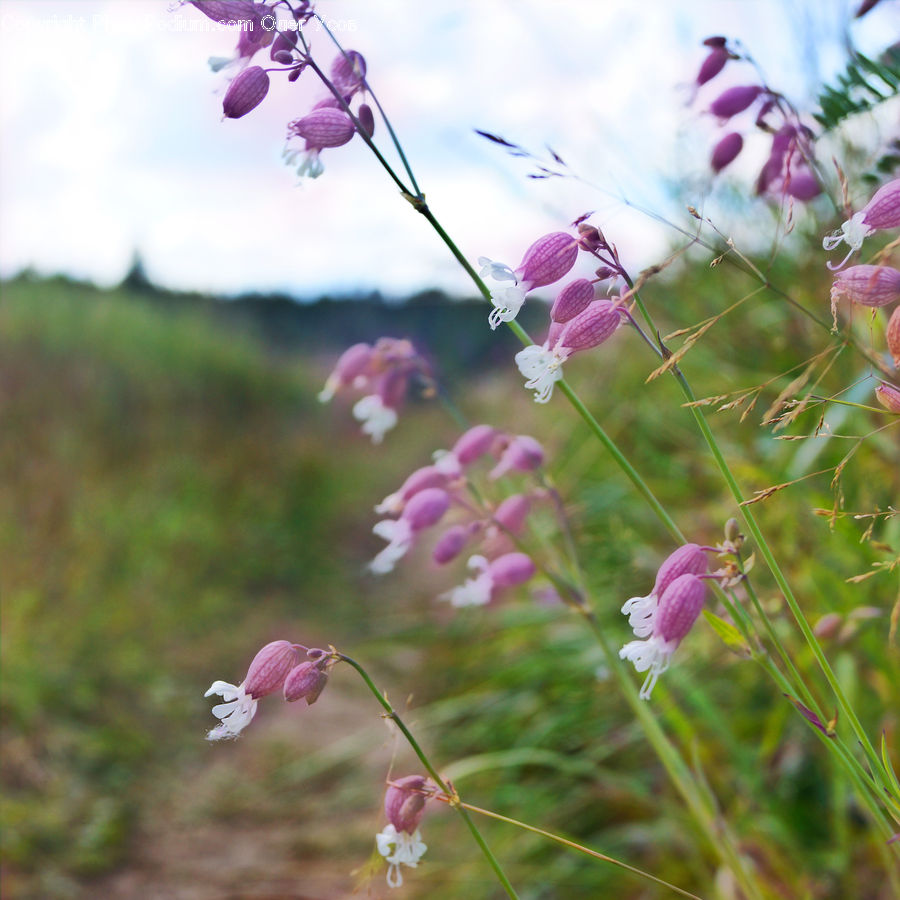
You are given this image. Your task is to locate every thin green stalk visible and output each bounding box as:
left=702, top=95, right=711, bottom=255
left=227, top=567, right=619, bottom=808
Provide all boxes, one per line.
left=450, top=799, right=707, bottom=900
left=336, top=653, right=520, bottom=899
left=625, top=283, right=890, bottom=790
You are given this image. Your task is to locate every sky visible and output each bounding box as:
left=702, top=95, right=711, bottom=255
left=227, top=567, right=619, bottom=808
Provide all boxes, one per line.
left=0, top=0, right=896, bottom=299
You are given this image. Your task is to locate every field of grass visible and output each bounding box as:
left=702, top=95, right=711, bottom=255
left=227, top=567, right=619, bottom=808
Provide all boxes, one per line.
left=1, top=263, right=897, bottom=899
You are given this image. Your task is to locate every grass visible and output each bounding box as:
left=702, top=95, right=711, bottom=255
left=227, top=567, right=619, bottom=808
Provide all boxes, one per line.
left=0, top=262, right=898, bottom=898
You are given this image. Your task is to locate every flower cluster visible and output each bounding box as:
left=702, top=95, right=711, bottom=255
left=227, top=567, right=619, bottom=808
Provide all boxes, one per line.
left=318, top=337, right=433, bottom=443
left=619, top=544, right=711, bottom=699
left=823, top=177, right=900, bottom=403
left=694, top=36, right=820, bottom=201
left=368, top=424, right=546, bottom=605
left=205, top=640, right=332, bottom=740
left=376, top=775, right=435, bottom=887
left=186, top=1, right=373, bottom=179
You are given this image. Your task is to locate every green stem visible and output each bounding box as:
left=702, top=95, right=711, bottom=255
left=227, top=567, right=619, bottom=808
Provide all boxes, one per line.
left=625, top=283, right=889, bottom=790
left=337, top=653, right=520, bottom=899
left=453, top=799, right=707, bottom=900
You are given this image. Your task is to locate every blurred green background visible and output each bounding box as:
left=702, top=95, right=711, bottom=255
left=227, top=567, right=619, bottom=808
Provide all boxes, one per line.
left=1, top=254, right=898, bottom=898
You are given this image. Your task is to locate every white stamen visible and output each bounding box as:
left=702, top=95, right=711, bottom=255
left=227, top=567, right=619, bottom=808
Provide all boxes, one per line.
left=514, top=344, right=569, bottom=403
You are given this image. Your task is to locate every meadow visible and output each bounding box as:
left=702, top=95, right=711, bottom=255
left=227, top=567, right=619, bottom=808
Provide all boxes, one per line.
left=1, top=240, right=897, bottom=898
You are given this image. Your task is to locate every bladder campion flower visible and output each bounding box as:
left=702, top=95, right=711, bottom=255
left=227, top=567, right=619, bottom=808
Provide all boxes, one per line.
left=823, top=178, right=900, bottom=270
left=515, top=300, right=625, bottom=403
left=830, top=265, right=900, bottom=322
left=376, top=775, right=432, bottom=888
left=443, top=552, right=536, bottom=607
left=205, top=640, right=302, bottom=740
left=478, top=231, right=579, bottom=329
left=370, top=488, right=451, bottom=574
left=619, top=573, right=708, bottom=699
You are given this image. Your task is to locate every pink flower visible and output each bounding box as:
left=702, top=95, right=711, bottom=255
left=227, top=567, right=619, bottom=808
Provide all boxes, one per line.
left=830, top=265, right=900, bottom=315
left=709, top=85, right=763, bottom=120
left=205, top=640, right=302, bottom=740
left=887, top=306, right=900, bottom=367
left=318, top=342, right=373, bottom=402
left=432, top=523, right=478, bottom=565
left=432, top=424, right=498, bottom=476
left=696, top=46, right=730, bottom=87
left=875, top=381, right=900, bottom=413
left=824, top=178, right=900, bottom=269
left=619, top=573, right=707, bottom=699
left=710, top=132, right=743, bottom=173
left=370, top=488, right=450, bottom=574
left=514, top=300, right=625, bottom=402
left=621, top=544, right=708, bottom=640
left=330, top=50, right=367, bottom=96
left=550, top=278, right=596, bottom=323
left=478, top=232, right=579, bottom=329
left=285, top=107, right=357, bottom=179
left=443, top=552, right=536, bottom=607
left=375, top=465, right=450, bottom=516
left=222, top=65, right=270, bottom=118
left=489, top=434, right=544, bottom=480
left=377, top=777, right=430, bottom=889
left=283, top=658, right=329, bottom=704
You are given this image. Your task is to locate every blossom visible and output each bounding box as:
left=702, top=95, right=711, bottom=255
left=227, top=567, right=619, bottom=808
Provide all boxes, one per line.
left=375, top=465, right=450, bottom=516
left=875, top=381, right=900, bottom=413
left=711, top=132, right=743, bottom=173
left=620, top=573, right=707, bottom=699
left=443, top=552, right=536, bottom=607
left=222, top=65, right=270, bottom=118
left=830, top=265, right=900, bottom=320
left=823, top=178, right=900, bottom=269
left=205, top=640, right=301, bottom=740
left=887, top=305, right=900, bottom=367
left=284, top=107, right=357, bottom=179
left=709, top=85, right=763, bottom=120
left=621, top=543, right=708, bottom=639
left=375, top=824, right=427, bottom=888
left=352, top=393, right=398, bottom=444
left=318, top=343, right=373, bottom=403
left=283, top=658, right=329, bottom=704
left=432, top=424, right=498, bottom=476
left=489, top=434, right=544, bottom=480
left=515, top=300, right=624, bottom=403
left=479, top=232, right=579, bottom=329
left=370, top=488, right=450, bottom=574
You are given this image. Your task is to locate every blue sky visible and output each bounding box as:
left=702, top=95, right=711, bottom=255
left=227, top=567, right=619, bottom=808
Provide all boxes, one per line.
left=0, top=0, right=895, bottom=297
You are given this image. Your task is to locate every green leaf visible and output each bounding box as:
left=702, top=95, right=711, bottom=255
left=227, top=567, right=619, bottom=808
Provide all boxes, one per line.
left=702, top=609, right=751, bottom=657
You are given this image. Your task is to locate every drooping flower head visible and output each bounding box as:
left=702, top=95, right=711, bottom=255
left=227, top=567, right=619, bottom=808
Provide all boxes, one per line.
left=887, top=305, right=900, bottom=367
left=830, top=265, right=900, bottom=322
left=432, top=424, right=498, bottom=476
left=619, top=573, right=707, bottom=699
left=479, top=232, right=579, bottom=329
left=489, top=434, right=545, bottom=480
left=824, top=178, right=900, bottom=270
left=875, top=381, right=900, bottom=413
left=621, top=543, right=708, bottom=639
left=515, top=299, right=625, bottom=403
left=205, top=640, right=302, bottom=740
left=370, top=487, right=451, bottom=574
left=443, top=552, right=536, bottom=607
left=376, top=774, right=432, bottom=888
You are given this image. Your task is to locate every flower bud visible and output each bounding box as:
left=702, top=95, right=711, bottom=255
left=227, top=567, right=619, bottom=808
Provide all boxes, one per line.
left=576, top=223, right=604, bottom=251
left=402, top=487, right=450, bottom=531
left=709, top=85, right=763, bottom=120
left=385, top=775, right=428, bottom=833
left=488, top=552, right=536, bottom=589
left=270, top=31, right=297, bottom=63
left=492, top=494, right=531, bottom=536
left=289, top=108, right=356, bottom=149
left=886, top=306, right=900, bottom=367
left=244, top=640, right=301, bottom=698
left=330, top=50, right=367, bottom=95
left=489, top=435, right=544, bottom=480
left=518, top=233, right=579, bottom=289
left=452, top=425, right=497, bottom=466
left=432, top=524, right=475, bottom=565
left=711, top=132, right=743, bottom=172
left=813, top=612, right=843, bottom=640
left=223, top=66, right=270, bottom=119
left=550, top=278, right=595, bottom=323
left=653, top=544, right=708, bottom=597
left=702, top=36, right=728, bottom=48
left=697, top=47, right=729, bottom=86
left=283, top=660, right=328, bottom=704
left=831, top=265, right=900, bottom=308
left=875, top=381, right=900, bottom=413
left=558, top=300, right=623, bottom=352
left=655, top=574, right=706, bottom=644
left=357, top=103, right=375, bottom=138
left=724, top=518, right=742, bottom=543
left=785, top=169, right=821, bottom=201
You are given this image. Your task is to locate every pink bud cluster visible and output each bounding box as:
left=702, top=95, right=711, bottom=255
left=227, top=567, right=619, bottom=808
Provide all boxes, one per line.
left=204, top=640, right=332, bottom=740
left=368, top=425, right=546, bottom=606
left=184, top=3, right=374, bottom=180
left=693, top=36, right=820, bottom=202
left=318, top=337, right=432, bottom=444
left=619, top=544, right=711, bottom=699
